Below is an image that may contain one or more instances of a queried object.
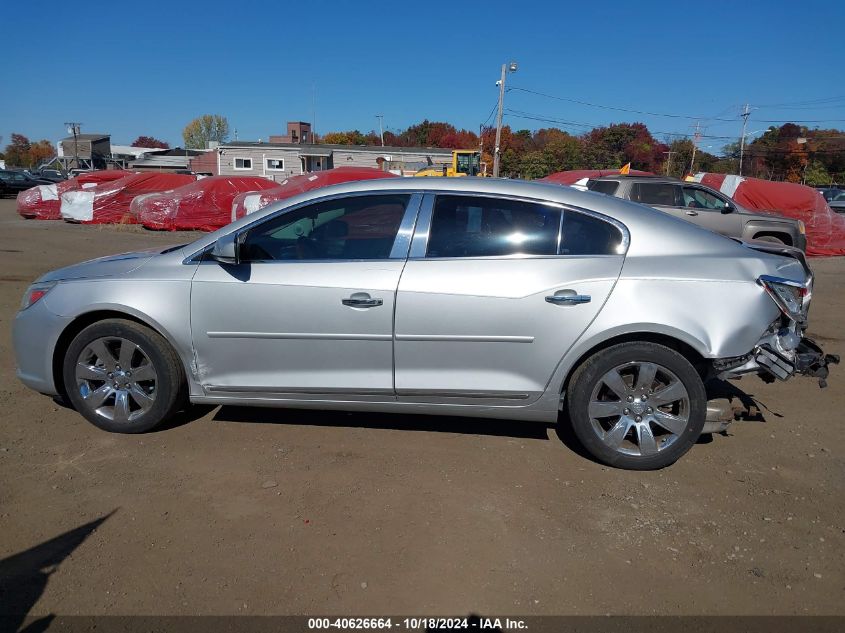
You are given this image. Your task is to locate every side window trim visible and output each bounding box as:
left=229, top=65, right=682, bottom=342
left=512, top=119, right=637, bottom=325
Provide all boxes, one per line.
left=408, top=194, right=435, bottom=258
left=388, top=193, right=424, bottom=259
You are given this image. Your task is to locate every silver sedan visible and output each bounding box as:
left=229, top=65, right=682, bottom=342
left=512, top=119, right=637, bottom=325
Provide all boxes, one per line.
left=13, top=178, right=838, bottom=469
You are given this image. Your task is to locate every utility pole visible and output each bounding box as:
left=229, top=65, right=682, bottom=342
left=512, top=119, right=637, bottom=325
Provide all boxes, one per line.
left=493, top=61, right=517, bottom=178
left=376, top=114, right=385, bottom=146
left=312, top=84, right=317, bottom=143
left=689, top=121, right=702, bottom=175
left=738, top=103, right=751, bottom=176
left=663, top=150, right=675, bottom=176
left=479, top=123, right=486, bottom=176
left=64, top=122, right=81, bottom=170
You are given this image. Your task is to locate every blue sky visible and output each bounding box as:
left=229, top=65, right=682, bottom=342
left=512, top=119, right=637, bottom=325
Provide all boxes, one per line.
left=2, top=0, right=843, bottom=152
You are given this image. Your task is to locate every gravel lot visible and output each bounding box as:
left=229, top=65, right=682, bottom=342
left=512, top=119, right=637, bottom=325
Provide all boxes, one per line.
left=0, top=197, right=843, bottom=617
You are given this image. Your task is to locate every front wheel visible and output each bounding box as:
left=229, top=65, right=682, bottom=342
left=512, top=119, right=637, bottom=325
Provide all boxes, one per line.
left=566, top=342, right=706, bottom=470
left=62, top=319, right=186, bottom=433
left=752, top=235, right=786, bottom=245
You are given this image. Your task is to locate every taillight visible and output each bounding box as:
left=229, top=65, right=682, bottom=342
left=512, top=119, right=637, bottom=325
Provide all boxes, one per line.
left=757, top=275, right=807, bottom=322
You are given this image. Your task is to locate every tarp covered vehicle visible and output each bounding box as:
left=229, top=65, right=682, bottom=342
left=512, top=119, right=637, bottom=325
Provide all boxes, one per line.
left=17, top=170, right=131, bottom=220
left=60, top=173, right=196, bottom=224
left=692, top=173, right=845, bottom=256
left=230, top=167, right=397, bottom=221
left=131, top=176, right=280, bottom=231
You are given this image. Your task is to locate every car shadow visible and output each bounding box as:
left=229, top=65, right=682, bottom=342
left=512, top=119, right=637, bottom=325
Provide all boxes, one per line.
left=210, top=377, right=782, bottom=465
left=212, top=405, right=555, bottom=440
left=0, top=510, right=116, bottom=633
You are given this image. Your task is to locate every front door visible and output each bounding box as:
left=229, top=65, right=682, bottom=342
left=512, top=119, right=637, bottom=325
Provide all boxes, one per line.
left=191, top=192, right=419, bottom=396
left=678, top=184, right=743, bottom=237
left=393, top=194, right=626, bottom=402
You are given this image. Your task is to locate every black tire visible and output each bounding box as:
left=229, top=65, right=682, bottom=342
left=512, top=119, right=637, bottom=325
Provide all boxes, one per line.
left=566, top=342, right=706, bottom=470
left=753, top=235, right=786, bottom=245
left=62, top=319, right=186, bottom=433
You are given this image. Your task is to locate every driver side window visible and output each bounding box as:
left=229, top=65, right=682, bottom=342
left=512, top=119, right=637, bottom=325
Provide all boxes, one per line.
left=681, top=187, right=727, bottom=211
left=240, top=194, right=410, bottom=261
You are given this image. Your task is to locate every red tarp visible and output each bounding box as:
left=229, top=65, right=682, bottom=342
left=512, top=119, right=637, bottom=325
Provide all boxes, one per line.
left=17, top=170, right=132, bottom=220
left=540, top=169, right=653, bottom=185
left=131, top=176, right=280, bottom=231
left=693, top=173, right=845, bottom=257
left=60, top=173, right=196, bottom=224
left=231, top=167, right=398, bottom=221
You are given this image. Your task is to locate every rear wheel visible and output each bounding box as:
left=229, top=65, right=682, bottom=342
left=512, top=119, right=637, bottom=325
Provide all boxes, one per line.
left=62, top=319, right=185, bottom=433
left=566, top=342, right=706, bottom=470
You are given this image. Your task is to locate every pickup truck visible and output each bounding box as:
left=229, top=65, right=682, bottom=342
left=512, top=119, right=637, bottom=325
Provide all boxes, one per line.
left=586, top=175, right=807, bottom=251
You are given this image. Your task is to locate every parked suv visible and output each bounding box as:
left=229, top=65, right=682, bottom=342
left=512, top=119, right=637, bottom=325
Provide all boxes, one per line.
left=586, top=176, right=807, bottom=251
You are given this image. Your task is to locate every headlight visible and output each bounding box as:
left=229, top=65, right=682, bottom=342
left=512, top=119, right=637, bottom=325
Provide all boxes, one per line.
left=20, top=281, right=56, bottom=311
left=758, top=275, right=807, bottom=322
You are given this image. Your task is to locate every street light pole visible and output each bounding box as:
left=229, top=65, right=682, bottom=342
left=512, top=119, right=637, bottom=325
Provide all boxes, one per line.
left=376, top=114, right=385, bottom=147
left=492, top=61, right=517, bottom=178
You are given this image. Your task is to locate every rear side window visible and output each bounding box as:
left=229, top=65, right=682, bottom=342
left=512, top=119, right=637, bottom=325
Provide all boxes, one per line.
left=560, top=211, right=624, bottom=255
left=587, top=180, right=620, bottom=196
left=633, top=183, right=679, bottom=206
left=426, top=195, right=560, bottom=258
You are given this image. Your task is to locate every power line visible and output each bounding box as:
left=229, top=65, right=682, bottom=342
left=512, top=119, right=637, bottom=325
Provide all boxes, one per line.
left=508, top=86, right=741, bottom=122
left=503, top=109, right=740, bottom=140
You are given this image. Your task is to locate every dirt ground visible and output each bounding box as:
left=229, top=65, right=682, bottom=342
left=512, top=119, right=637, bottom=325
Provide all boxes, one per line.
left=0, top=197, right=843, bottom=617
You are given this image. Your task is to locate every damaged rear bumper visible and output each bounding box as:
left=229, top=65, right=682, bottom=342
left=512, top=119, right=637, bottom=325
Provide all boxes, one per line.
left=717, top=334, right=840, bottom=388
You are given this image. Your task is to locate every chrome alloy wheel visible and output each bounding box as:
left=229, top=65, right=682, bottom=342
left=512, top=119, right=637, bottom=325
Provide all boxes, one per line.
left=587, top=361, right=690, bottom=457
left=74, top=336, right=157, bottom=423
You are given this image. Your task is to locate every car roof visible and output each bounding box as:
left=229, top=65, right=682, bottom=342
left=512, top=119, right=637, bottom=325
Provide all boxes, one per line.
left=185, top=175, right=744, bottom=260
left=590, top=175, right=682, bottom=183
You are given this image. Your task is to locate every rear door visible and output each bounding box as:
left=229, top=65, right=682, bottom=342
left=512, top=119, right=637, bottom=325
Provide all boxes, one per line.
left=629, top=181, right=687, bottom=222
left=393, top=193, right=626, bottom=403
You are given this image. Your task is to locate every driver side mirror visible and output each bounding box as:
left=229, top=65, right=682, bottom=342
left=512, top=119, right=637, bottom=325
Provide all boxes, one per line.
left=721, top=202, right=735, bottom=214
left=210, top=232, right=240, bottom=265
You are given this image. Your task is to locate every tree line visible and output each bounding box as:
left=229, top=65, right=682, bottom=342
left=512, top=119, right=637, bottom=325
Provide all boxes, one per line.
left=4, top=116, right=842, bottom=185
left=321, top=120, right=845, bottom=185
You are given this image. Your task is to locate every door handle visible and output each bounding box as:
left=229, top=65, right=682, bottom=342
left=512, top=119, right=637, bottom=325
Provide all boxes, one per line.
left=546, top=294, right=591, bottom=305
left=342, top=295, right=383, bottom=308
left=685, top=210, right=699, bottom=216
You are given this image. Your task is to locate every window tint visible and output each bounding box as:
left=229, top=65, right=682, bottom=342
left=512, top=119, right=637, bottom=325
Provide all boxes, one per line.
left=633, top=183, right=678, bottom=206
left=586, top=180, right=620, bottom=196
left=240, top=194, right=409, bottom=261
left=681, top=186, right=727, bottom=210
left=559, top=211, right=624, bottom=255
left=426, top=195, right=560, bottom=258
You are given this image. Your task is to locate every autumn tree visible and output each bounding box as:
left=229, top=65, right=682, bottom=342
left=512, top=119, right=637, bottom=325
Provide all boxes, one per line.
left=1, top=134, right=55, bottom=168
left=131, top=135, right=170, bottom=149
left=581, top=123, right=668, bottom=172
left=182, top=115, right=230, bottom=149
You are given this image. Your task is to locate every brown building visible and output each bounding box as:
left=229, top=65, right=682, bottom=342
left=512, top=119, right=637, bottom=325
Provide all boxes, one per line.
left=58, top=133, right=111, bottom=170
left=269, top=121, right=313, bottom=144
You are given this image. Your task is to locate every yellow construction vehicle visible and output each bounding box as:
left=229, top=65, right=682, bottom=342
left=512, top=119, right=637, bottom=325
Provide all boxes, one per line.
left=414, top=150, right=484, bottom=177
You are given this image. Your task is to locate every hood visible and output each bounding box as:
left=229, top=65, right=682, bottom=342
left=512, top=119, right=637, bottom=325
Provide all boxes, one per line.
left=36, top=246, right=169, bottom=283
